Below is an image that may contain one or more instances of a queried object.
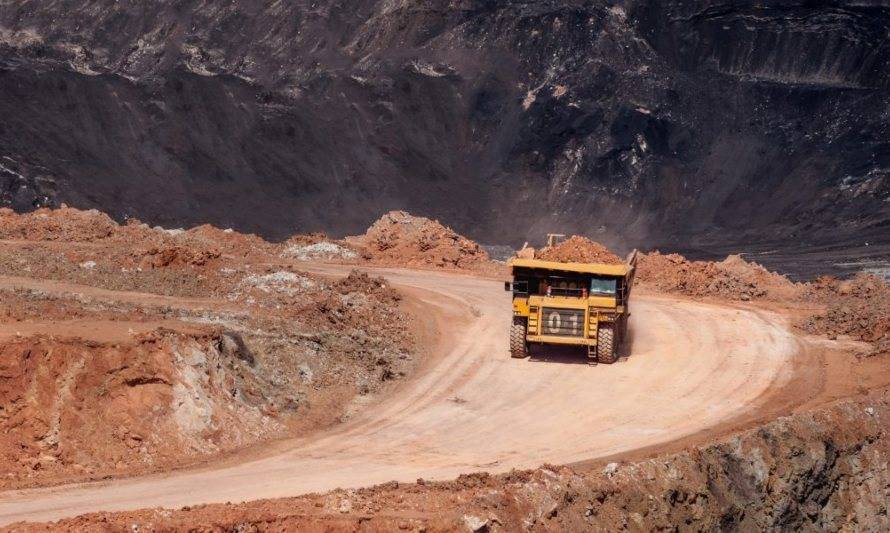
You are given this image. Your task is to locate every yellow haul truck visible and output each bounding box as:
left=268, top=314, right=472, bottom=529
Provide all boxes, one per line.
left=505, top=252, right=637, bottom=363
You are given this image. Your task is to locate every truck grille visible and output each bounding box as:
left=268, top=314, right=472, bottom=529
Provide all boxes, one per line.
left=540, top=308, right=585, bottom=337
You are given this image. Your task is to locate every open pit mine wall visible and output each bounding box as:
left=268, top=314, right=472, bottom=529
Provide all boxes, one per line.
left=478, top=391, right=889, bottom=531
left=0, top=1, right=888, bottom=248
left=584, top=392, right=890, bottom=531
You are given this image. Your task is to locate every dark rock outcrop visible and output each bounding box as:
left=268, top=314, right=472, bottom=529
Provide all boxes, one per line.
left=0, top=1, right=887, bottom=260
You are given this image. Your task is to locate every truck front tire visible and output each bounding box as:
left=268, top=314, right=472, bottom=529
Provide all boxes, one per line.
left=510, top=318, right=529, bottom=358
left=597, top=323, right=617, bottom=364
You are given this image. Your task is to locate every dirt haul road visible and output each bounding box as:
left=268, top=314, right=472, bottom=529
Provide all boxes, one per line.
left=0, top=266, right=800, bottom=525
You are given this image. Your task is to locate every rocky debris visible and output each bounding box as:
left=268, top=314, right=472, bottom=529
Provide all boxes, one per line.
left=272, top=210, right=507, bottom=275
left=637, top=251, right=801, bottom=301
left=534, top=236, right=623, bottom=264
left=802, top=273, right=890, bottom=354
left=283, top=232, right=329, bottom=246
left=239, top=271, right=316, bottom=296
left=0, top=288, right=119, bottom=322
left=0, top=207, right=278, bottom=298
left=0, top=207, right=118, bottom=242
left=180, top=224, right=274, bottom=258
left=0, top=207, right=271, bottom=261
left=29, top=390, right=890, bottom=531
left=352, top=211, right=490, bottom=270
left=280, top=241, right=358, bottom=261
left=299, top=271, right=411, bottom=385
left=331, top=270, right=391, bottom=296
left=463, top=514, right=489, bottom=531
left=133, top=245, right=221, bottom=269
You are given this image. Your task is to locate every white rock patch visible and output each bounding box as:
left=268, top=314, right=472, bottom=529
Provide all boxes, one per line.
left=241, top=271, right=316, bottom=294
left=281, top=242, right=357, bottom=261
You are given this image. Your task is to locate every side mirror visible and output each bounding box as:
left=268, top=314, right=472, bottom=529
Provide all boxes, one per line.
left=504, top=281, right=512, bottom=292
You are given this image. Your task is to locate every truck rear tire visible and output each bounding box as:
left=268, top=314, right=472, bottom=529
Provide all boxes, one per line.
left=597, top=323, right=616, bottom=364
left=510, top=318, right=529, bottom=358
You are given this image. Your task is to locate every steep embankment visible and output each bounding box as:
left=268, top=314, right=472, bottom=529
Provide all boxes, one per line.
left=0, top=1, right=888, bottom=255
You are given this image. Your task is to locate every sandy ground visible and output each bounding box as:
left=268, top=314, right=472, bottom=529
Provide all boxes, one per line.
left=0, top=265, right=814, bottom=525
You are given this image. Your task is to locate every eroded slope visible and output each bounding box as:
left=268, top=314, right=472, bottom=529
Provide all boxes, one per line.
left=0, top=208, right=416, bottom=488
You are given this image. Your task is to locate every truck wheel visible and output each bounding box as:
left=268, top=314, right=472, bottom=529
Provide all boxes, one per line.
left=597, top=323, right=616, bottom=364
left=510, top=318, right=529, bottom=358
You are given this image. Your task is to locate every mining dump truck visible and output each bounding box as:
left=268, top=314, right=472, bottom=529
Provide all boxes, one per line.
left=505, top=251, right=637, bottom=363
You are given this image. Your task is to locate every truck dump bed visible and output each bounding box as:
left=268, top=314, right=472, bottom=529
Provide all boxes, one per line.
left=508, top=258, right=630, bottom=277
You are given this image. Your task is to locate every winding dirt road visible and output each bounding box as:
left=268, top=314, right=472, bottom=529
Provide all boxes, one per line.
left=0, top=267, right=800, bottom=525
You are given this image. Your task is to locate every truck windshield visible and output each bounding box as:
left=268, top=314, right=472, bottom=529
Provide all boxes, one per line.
left=590, top=278, right=617, bottom=296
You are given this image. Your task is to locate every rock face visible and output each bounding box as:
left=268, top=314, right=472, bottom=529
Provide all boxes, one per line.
left=0, top=1, right=888, bottom=251
left=0, top=330, right=286, bottom=489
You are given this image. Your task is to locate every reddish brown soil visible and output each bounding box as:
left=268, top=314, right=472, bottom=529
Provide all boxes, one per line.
left=0, top=328, right=285, bottom=489
left=0, top=207, right=120, bottom=242
left=535, top=236, right=624, bottom=264
left=21, top=390, right=888, bottom=532
left=0, top=208, right=417, bottom=489
left=349, top=211, right=491, bottom=270
left=133, top=244, right=222, bottom=269
left=182, top=224, right=274, bottom=257
left=636, top=251, right=801, bottom=301
left=802, top=273, right=890, bottom=354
